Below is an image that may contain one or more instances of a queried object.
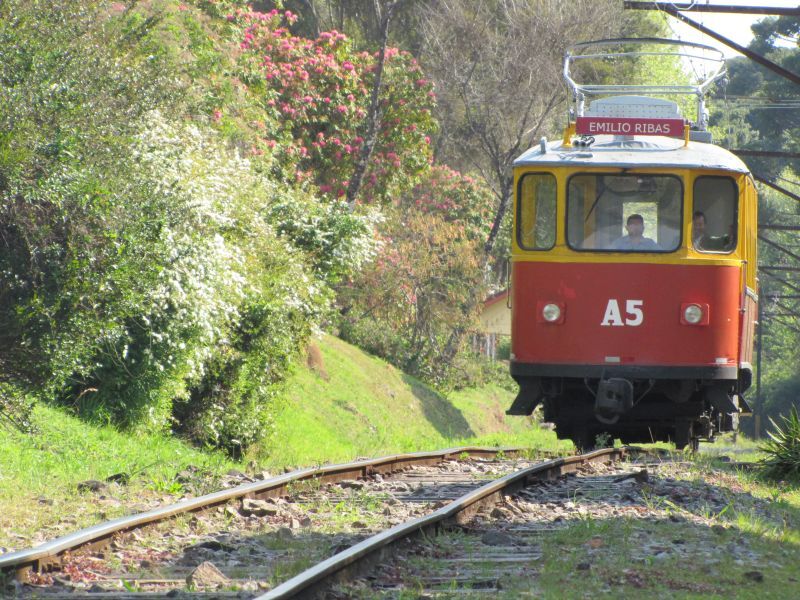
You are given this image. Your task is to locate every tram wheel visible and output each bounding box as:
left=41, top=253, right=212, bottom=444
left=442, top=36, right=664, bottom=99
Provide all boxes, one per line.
left=673, top=421, right=692, bottom=451
left=570, top=427, right=595, bottom=453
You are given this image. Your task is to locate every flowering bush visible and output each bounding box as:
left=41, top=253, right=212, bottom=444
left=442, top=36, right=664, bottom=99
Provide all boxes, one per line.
left=0, top=0, right=381, bottom=454
left=338, top=212, right=486, bottom=388
left=232, top=9, right=437, bottom=203
left=399, top=165, right=495, bottom=242
left=77, top=112, right=377, bottom=452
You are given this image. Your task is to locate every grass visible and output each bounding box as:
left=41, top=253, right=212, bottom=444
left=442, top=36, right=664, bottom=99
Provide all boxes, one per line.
left=525, top=451, right=800, bottom=599
left=530, top=498, right=800, bottom=599
left=259, top=335, right=568, bottom=468
left=697, top=432, right=766, bottom=463
left=0, top=405, right=236, bottom=550
left=0, top=334, right=561, bottom=550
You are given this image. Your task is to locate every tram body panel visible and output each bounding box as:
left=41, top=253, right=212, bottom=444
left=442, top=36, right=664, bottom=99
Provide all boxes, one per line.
left=511, top=262, right=741, bottom=368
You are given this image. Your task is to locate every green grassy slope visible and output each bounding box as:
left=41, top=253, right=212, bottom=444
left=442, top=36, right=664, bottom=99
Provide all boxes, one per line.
left=263, top=335, right=566, bottom=467
left=0, top=334, right=563, bottom=549
left=0, top=406, right=236, bottom=550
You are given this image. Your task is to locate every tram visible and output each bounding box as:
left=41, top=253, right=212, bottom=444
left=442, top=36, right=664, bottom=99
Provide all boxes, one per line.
left=506, top=40, right=757, bottom=450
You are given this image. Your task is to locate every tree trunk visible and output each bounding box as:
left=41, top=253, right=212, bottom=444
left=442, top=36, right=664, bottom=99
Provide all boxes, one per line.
left=346, top=0, right=409, bottom=209
left=483, top=183, right=511, bottom=261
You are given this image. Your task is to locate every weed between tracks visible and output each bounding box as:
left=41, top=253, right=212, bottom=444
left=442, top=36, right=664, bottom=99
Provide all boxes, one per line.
left=339, top=454, right=800, bottom=600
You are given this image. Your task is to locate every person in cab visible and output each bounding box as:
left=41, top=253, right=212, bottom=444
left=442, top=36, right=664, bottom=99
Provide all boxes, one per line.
left=611, top=214, right=660, bottom=251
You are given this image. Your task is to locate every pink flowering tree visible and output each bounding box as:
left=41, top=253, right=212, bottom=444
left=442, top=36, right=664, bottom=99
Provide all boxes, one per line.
left=231, top=9, right=437, bottom=204
left=397, top=165, right=495, bottom=242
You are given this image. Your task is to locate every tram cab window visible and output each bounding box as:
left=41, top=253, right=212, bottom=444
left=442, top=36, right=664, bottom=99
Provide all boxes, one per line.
left=517, top=173, right=556, bottom=250
left=693, top=177, right=737, bottom=253
left=567, top=174, right=682, bottom=252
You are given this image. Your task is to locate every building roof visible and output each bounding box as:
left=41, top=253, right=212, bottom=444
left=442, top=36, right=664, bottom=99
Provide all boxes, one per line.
left=513, top=136, right=750, bottom=174
left=483, top=289, right=508, bottom=309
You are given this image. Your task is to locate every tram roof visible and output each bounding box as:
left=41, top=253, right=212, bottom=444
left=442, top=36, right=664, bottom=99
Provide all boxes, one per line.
left=513, top=136, right=750, bottom=174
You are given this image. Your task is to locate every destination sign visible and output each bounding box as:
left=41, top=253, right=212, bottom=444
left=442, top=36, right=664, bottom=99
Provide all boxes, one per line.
left=576, top=116, right=685, bottom=138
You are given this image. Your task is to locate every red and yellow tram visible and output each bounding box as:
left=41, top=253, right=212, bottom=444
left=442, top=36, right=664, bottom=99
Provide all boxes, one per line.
left=507, top=40, right=757, bottom=450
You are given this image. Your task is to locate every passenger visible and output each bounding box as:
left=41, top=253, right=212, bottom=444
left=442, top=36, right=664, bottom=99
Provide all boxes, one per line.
left=693, top=210, right=735, bottom=251
left=692, top=210, right=707, bottom=246
left=611, top=214, right=660, bottom=250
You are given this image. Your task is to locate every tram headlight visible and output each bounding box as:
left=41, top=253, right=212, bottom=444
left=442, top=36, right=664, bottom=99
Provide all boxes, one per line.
left=542, top=303, right=562, bottom=323
left=682, top=303, right=705, bottom=325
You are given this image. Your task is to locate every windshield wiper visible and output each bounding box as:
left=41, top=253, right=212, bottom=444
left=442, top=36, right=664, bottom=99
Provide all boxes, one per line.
left=585, top=179, right=607, bottom=223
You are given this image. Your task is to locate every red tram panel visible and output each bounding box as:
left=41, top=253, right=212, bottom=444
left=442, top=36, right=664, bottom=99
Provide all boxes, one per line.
left=511, top=262, right=741, bottom=368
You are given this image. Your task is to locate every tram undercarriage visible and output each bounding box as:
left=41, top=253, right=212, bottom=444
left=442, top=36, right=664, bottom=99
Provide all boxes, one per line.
left=509, top=374, right=752, bottom=451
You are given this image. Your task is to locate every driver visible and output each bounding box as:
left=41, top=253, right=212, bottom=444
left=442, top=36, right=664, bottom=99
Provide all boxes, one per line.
left=611, top=214, right=660, bottom=250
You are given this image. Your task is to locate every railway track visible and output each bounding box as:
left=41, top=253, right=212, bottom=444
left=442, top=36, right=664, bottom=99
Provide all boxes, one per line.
left=1, top=447, right=546, bottom=598
left=261, top=448, right=629, bottom=599
left=3, top=446, right=680, bottom=598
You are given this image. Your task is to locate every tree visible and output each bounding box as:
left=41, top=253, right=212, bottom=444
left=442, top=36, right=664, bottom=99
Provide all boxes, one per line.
left=714, top=15, right=799, bottom=177
left=338, top=210, right=486, bottom=387
left=416, top=1, right=667, bottom=267
left=346, top=0, right=411, bottom=207
left=233, top=7, right=436, bottom=204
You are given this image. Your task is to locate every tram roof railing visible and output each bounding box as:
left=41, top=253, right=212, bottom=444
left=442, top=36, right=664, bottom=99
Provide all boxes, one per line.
left=564, top=38, right=726, bottom=98
left=564, top=38, right=727, bottom=129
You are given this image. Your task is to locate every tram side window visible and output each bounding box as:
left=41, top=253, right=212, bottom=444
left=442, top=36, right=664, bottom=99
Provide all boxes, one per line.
left=566, top=174, right=682, bottom=252
left=693, top=177, right=737, bottom=253
left=518, top=173, right=556, bottom=250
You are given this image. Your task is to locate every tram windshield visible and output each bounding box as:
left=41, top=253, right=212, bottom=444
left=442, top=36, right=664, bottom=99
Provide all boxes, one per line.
left=567, top=174, right=682, bottom=252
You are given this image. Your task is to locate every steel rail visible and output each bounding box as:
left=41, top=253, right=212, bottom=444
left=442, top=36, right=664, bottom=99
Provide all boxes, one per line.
left=257, top=447, right=627, bottom=600
left=0, top=446, right=524, bottom=581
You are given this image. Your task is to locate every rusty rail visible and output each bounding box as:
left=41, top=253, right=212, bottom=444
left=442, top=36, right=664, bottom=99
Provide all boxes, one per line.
left=258, top=447, right=627, bottom=599
left=0, top=446, right=525, bottom=581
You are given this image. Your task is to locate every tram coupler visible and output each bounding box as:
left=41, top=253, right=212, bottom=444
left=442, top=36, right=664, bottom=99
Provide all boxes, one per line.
left=594, top=378, right=634, bottom=420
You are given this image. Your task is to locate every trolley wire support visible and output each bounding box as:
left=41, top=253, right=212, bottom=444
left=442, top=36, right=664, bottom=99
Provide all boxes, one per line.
left=732, top=150, right=800, bottom=160
left=758, top=235, right=800, bottom=264
left=760, top=270, right=800, bottom=295
left=623, top=2, right=800, bottom=87
left=760, top=225, right=800, bottom=232
left=752, top=176, right=800, bottom=204
left=623, top=2, right=800, bottom=17
left=760, top=266, right=800, bottom=273
left=562, top=38, right=726, bottom=129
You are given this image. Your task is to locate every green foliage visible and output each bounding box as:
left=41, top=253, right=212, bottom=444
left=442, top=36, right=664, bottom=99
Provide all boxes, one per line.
left=0, top=0, right=186, bottom=402
left=0, top=385, right=35, bottom=433
left=339, top=210, right=486, bottom=390
left=0, top=0, right=378, bottom=455
left=760, top=406, right=800, bottom=481
left=403, top=165, right=494, bottom=242
left=337, top=164, right=496, bottom=390
left=713, top=16, right=799, bottom=177
left=267, top=195, right=382, bottom=286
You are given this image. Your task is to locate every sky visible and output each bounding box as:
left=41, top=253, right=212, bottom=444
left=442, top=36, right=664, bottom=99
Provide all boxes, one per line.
left=663, top=1, right=798, bottom=57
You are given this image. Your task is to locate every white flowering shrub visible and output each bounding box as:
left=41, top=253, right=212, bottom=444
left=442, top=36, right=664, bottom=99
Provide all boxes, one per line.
left=81, top=112, right=348, bottom=451
left=0, top=0, right=381, bottom=452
